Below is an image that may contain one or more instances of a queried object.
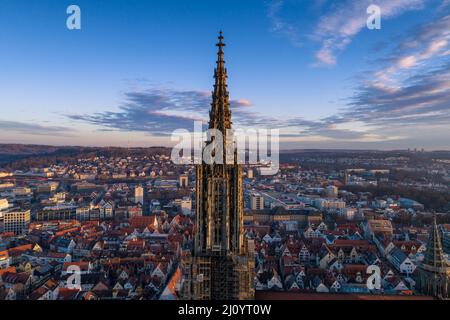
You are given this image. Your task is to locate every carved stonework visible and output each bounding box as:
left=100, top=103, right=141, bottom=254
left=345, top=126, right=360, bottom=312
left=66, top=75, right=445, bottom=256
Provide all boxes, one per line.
left=416, top=216, right=450, bottom=299
left=182, top=32, right=254, bottom=300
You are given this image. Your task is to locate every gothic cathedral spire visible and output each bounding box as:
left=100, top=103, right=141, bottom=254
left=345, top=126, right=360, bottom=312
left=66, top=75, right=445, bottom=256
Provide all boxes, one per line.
left=181, top=32, right=255, bottom=300
left=423, top=215, right=447, bottom=269
left=210, top=31, right=232, bottom=132
left=416, top=215, right=450, bottom=299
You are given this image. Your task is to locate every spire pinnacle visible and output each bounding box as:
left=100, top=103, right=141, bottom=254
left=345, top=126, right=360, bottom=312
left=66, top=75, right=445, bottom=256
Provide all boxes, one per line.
left=217, top=31, right=225, bottom=49
left=215, top=31, right=226, bottom=67
left=209, top=31, right=231, bottom=130
left=423, top=214, right=446, bottom=269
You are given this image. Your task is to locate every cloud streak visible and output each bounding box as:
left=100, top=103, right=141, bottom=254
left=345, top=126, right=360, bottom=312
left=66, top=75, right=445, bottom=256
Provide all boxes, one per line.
left=0, top=120, right=76, bottom=137
left=313, top=0, right=427, bottom=66
left=266, top=0, right=303, bottom=47
left=345, top=61, right=450, bottom=128
left=67, top=88, right=288, bottom=135
left=66, top=86, right=399, bottom=143
left=341, top=14, right=450, bottom=129
left=266, top=0, right=428, bottom=66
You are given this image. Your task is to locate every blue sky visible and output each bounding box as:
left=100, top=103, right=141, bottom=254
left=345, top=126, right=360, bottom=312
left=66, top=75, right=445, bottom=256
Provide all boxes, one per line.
left=0, top=0, right=449, bottom=149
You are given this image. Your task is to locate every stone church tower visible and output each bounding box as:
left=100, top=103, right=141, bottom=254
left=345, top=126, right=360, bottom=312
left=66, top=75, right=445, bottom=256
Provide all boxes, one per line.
left=416, top=215, right=450, bottom=299
left=181, top=32, right=255, bottom=300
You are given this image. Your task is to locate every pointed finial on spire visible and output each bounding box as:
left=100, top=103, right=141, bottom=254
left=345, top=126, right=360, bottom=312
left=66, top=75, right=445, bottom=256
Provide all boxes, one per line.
left=217, top=31, right=225, bottom=49
left=215, top=31, right=226, bottom=72
left=210, top=31, right=231, bottom=130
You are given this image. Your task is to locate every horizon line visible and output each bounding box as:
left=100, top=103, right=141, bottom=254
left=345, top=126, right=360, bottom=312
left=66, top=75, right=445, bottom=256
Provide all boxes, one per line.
left=0, top=142, right=449, bottom=153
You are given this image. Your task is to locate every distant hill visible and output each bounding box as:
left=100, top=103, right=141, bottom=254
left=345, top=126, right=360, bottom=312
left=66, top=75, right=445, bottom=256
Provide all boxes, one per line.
left=280, top=148, right=450, bottom=160
left=1, top=143, right=449, bottom=169
left=0, top=144, right=172, bottom=168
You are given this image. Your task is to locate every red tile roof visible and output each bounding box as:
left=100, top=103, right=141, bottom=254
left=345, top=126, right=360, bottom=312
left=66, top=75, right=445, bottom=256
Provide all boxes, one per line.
left=255, top=291, right=434, bottom=300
